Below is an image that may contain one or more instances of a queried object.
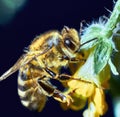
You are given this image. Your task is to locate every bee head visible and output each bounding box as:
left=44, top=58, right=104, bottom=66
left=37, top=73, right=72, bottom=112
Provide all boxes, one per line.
left=61, top=26, right=80, bottom=58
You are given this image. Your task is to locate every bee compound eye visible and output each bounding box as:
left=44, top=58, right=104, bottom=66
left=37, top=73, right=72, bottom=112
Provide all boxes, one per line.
left=64, top=38, right=76, bottom=51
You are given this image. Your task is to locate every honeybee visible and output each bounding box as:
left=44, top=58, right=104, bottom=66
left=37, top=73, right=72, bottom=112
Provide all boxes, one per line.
left=0, top=26, right=84, bottom=111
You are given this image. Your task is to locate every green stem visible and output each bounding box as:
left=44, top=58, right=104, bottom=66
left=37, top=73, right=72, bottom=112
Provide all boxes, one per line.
left=103, top=0, right=120, bottom=38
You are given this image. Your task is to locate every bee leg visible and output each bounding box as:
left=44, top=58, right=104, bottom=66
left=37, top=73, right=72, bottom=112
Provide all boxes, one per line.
left=37, top=80, right=72, bottom=106
left=44, top=67, right=92, bottom=83
left=52, top=89, right=73, bottom=106
left=60, top=55, right=85, bottom=62
left=44, top=67, right=75, bottom=82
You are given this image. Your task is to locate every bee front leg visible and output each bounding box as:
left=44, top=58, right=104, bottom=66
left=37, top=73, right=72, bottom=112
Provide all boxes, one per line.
left=37, top=80, right=72, bottom=106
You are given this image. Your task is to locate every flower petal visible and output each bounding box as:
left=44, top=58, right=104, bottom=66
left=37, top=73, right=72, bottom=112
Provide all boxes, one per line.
left=92, top=88, right=108, bottom=115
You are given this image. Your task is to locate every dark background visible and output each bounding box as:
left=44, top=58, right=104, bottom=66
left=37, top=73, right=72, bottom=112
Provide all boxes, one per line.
left=0, top=0, right=114, bottom=116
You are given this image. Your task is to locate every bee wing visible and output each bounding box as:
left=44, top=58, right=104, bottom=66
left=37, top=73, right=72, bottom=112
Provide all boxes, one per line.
left=0, top=46, right=52, bottom=81
left=0, top=54, right=27, bottom=81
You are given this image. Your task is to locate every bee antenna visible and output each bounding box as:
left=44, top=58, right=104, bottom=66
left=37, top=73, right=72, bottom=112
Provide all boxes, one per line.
left=79, top=20, right=86, bottom=35
left=80, top=38, right=97, bottom=48
left=76, top=38, right=98, bottom=52
left=63, top=26, right=70, bottom=32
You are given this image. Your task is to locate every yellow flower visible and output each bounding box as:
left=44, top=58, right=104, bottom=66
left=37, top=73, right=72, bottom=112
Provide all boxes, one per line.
left=83, top=87, right=108, bottom=117
left=61, top=49, right=110, bottom=117
left=61, top=80, right=108, bottom=117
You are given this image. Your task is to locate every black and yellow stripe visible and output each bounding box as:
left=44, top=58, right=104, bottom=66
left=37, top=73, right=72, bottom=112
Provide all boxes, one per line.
left=17, top=67, right=47, bottom=111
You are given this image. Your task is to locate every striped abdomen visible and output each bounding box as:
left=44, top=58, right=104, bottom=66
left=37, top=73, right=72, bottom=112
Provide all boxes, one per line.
left=17, top=66, right=47, bottom=112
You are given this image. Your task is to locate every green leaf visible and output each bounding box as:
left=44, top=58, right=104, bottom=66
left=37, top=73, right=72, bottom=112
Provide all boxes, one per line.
left=109, top=59, right=119, bottom=75
left=94, top=40, right=112, bottom=74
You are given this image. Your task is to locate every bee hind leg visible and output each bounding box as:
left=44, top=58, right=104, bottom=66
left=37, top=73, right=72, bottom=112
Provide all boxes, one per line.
left=37, top=80, right=72, bottom=106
